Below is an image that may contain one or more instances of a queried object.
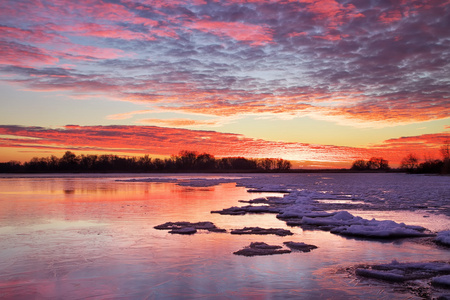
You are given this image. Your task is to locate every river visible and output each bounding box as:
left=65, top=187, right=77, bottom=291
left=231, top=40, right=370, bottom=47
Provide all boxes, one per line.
left=0, top=173, right=449, bottom=299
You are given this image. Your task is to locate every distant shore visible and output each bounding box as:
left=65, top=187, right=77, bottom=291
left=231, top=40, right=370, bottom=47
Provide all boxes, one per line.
left=0, top=168, right=407, bottom=174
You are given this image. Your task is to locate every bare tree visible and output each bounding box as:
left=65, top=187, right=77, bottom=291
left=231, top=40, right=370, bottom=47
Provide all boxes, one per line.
left=440, top=140, right=450, bottom=174
left=400, top=153, right=419, bottom=172
left=440, top=141, right=450, bottom=160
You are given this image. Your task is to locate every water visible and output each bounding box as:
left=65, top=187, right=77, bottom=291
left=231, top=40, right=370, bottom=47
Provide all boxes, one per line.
left=0, top=173, right=449, bottom=299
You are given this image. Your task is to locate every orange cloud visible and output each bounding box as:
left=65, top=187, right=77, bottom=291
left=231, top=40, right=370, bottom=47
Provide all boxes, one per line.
left=2, top=125, right=447, bottom=167
left=0, top=125, right=363, bottom=166
left=375, top=133, right=450, bottom=150
left=366, top=132, right=450, bottom=164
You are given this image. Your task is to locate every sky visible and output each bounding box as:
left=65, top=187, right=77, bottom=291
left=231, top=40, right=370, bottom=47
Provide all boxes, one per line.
left=0, top=0, right=449, bottom=168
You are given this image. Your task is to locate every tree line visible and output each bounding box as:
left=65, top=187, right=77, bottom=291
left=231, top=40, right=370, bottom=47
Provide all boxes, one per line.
left=350, top=157, right=390, bottom=171
left=399, top=143, right=450, bottom=174
left=350, top=143, right=449, bottom=174
left=0, top=150, right=292, bottom=173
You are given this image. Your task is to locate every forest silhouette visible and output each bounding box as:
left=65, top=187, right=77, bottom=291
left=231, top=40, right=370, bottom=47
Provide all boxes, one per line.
left=0, top=150, right=292, bottom=173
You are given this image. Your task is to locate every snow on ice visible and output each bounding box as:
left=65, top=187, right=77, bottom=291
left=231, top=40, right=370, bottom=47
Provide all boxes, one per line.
left=436, top=231, right=450, bottom=247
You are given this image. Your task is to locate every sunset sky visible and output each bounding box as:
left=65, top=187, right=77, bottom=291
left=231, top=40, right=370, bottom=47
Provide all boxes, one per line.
left=1, top=0, right=449, bottom=168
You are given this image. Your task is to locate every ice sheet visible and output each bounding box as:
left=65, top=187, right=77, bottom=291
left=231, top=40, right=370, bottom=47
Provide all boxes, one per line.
left=1, top=173, right=449, bottom=299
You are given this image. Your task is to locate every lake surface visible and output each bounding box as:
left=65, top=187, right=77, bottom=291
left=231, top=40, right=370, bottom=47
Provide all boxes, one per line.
left=0, top=173, right=449, bottom=299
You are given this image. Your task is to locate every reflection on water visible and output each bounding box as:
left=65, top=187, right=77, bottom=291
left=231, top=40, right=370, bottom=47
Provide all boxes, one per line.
left=315, top=199, right=367, bottom=205
left=0, top=174, right=448, bottom=299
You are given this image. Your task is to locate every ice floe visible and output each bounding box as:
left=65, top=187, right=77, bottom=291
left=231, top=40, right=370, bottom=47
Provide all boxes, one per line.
left=276, top=205, right=335, bottom=219
left=247, top=188, right=291, bottom=193
left=211, top=205, right=281, bottom=215
left=154, top=221, right=226, bottom=234
left=133, top=174, right=446, bottom=240
left=230, top=227, right=293, bottom=236
left=299, top=211, right=431, bottom=238
left=436, top=231, right=450, bottom=246
left=283, top=241, right=318, bottom=252
left=356, top=260, right=450, bottom=282
left=432, top=275, right=450, bottom=288
left=233, top=242, right=291, bottom=256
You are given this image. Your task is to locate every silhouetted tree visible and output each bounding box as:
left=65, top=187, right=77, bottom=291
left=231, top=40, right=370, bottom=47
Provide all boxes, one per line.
left=195, top=153, right=216, bottom=170
left=80, top=155, right=98, bottom=171
left=0, top=151, right=292, bottom=173
left=400, top=153, right=419, bottom=172
left=418, top=159, right=443, bottom=174
left=351, top=160, right=367, bottom=170
left=176, top=150, right=198, bottom=170
left=230, top=157, right=257, bottom=170
left=441, top=141, right=450, bottom=174
left=59, top=151, right=80, bottom=171
left=259, top=158, right=275, bottom=171
left=351, top=157, right=389, bottom=171
left=0, top=161, right=23, bottom=172
left=138, top=155, right=152, bottom=171
left=48, top=155, right=59, bottom=171
left=276, top=159, right=291, bottom=171
left=367, top=157, right=389, bottom=170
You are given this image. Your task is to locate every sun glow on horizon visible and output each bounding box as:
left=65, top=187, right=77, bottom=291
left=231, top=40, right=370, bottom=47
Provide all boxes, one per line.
left=0, top=0, right=449, bottom=167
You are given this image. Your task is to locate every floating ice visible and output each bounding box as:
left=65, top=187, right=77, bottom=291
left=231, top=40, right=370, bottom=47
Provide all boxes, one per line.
left=356, top=260, right=450, bottom=284
left=211, top=205, right=281, bottom=215
left=247, top=188, right=291, bottom=193
left=276, top=205, right=334, bottom=219
left=238, top=197, right=269, bottom=204
left=331, top=223, right=429, bottom=238
left=436, top=231, right=450, bottom=246
left=233, top=242, right=291, bottom=256
left=355, top=268, right=406, bottom=282
left=301, top=211, right=431, bottom=238
left=129, top=174, right=445, bottom=240
left=283, top=241, right=318, bottom=252
left=432, top=275, right=450, bottom=288
left=154, top=221, right=226, bottom=234
left=230, top=227, right=293, bottom=236
left=170, top=227, right=197, bottom=234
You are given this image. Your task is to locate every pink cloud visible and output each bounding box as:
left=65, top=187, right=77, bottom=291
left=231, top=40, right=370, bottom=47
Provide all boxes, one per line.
left=379, top=9, right=404, bottom=23
left=186, top=19, right=273, bottom=46
left=138, top=118, right=220, bottom=126
left=48, top=23, right=156, bottom=41
left=300, top=0, right=364, bottom=28
left=0, top=25, right=126, bottom=66
left=0, top=41, right=59, bottom=67
left=106, top=110, right=154, bottom=120
left=60, top=45, right=125, bottom=60
left=1, top=0, right=448, bottom=127
left=287, top=32, right=307, bottom=38
left=0, top=25, right=66, bottom=44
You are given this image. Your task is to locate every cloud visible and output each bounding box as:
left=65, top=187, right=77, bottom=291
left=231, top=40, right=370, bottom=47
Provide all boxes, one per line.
left=138, top=118, right=221, bottom=127
left=0, top=41, right=59, bottom=67
left=376, top=133, right=450, bottom=150
left=0, top=0, right=449, bottom=126
left=106, top=110, right=155, bottom=120
left=186, top=19, right=274, bottom=45
left=1, top=125, right=448, bottom=166
left=0, top=125, right=363, bottom=164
